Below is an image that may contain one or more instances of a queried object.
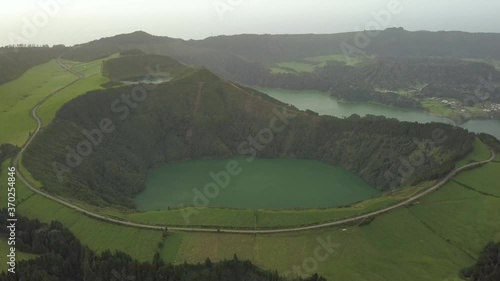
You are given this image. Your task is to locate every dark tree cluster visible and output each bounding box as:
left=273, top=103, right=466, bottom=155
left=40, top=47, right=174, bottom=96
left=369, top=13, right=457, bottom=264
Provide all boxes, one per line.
left=461, top=242, right=500, bottom=281
left=0, top=144, right=19, bottom=174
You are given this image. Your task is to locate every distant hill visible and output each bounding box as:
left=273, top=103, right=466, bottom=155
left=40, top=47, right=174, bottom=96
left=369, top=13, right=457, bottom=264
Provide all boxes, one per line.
left=23, top=55, right=474, bottom=208
left=64, top=31, right=180, bottom=62
left=58, top=30, right=500, bottom=110
left=64, top=29, right=500, bottom=64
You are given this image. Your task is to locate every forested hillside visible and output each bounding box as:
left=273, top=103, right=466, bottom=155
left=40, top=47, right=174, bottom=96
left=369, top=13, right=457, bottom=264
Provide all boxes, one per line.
left=102, top=53, right=194, bottom=82
left=23, top=57, right=475, bottom=208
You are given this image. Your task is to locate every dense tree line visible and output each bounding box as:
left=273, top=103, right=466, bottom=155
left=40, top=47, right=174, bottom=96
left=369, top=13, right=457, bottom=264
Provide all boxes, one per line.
left=478, top=133, right=500, bottom=153
left=0, top=144, right=18, bottom=174
left=0, top=210, right=323, bottom=281
left=102, top=53, right=189, bottom=81
left=23, top=63, right=475, bottom=208
left=461, top=242, right=500, bottom=281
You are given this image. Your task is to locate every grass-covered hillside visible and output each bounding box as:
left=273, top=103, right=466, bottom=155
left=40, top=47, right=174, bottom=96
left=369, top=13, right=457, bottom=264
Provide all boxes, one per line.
left=23, top=57, right=475, bottom=208
left=0, top=211, right=322, bottom=281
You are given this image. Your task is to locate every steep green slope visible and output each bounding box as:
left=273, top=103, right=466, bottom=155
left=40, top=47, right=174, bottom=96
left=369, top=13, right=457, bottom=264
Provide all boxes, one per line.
left=23, top=61, right=474, bottom=208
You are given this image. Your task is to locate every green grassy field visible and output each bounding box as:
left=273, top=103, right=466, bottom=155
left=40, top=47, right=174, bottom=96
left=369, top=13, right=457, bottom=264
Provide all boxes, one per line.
left=0, top=60, right=77, bottom=145
left=271, top=61, right=320, bottom=74
left=128, top=197, right=392, bottom=229
left=463, top=58, right=500, bottom=71
left=0, top=160, right=34, bottom=209
left=167, top=162, right=500, bottom=281
left=161, top=232, right=185, bottom=263
left=303, top=54, right=363, bottom=65
left=421, top=99, right=456, bottom=117
left=270, top=55, right=363, bottom=74
left=37, top=57, right=112, bottom=126
left=123, top=184, right=426, bottom=228
left=17, top=195, right=163, bottom=261
left=454, top=162, right=500, bottom=197
left=455, top=138, right=491, bottom=167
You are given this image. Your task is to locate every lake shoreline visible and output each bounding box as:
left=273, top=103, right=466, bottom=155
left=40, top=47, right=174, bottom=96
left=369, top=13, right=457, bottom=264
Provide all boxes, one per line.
left=257, top=87, right=500, bottom=140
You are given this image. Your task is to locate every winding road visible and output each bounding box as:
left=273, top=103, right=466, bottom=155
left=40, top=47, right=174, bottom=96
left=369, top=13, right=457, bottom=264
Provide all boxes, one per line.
left=13, top=59, right=497, bottom=234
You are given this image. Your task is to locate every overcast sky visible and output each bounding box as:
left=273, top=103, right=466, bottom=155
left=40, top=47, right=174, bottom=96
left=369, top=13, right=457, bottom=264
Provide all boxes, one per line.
left=1, top=0, right=499, bottom=46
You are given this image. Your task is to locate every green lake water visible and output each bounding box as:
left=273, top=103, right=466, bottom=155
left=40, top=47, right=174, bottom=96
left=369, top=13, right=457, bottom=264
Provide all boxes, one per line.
left=134, top=158, right=381, bottom=210
left=258, top=88, right=452, bottom=124
left=258, top=88, right=500, bottom=139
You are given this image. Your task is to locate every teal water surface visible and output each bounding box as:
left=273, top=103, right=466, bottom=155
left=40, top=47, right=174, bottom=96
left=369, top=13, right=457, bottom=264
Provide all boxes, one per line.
left=134, top=157, right=381, bottom=210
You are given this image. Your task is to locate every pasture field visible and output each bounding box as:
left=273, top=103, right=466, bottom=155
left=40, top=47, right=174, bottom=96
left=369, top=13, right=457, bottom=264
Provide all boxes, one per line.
left=0, top=60, right=77, bottom=145
left=463, top=58, right=500, bottom=71
left=421, top=99, right=455, bottom=117
left=129, top=208, right=256, bottom=228
left=37, top=57, right=112, bottom=125
left=303, top=54, right=363, bottom=65
left=161, top=232, right=185, bottom=263
left=127, top=183, right=427, bottom=228
left=0, top=160, right=34, bottom=209
left=271, top=61, right=319, bottom=74
left=454, top=162, right=500, bottom=197
left=16, top=194, right=163, bottom=262
left=168, top=163, right=500, bottom=281
left=455, top=138, right=491, bottom=167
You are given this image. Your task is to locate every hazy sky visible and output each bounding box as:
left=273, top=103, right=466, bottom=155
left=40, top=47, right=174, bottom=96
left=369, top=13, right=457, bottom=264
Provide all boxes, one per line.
left=1, top=0, right=499, bottom=46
